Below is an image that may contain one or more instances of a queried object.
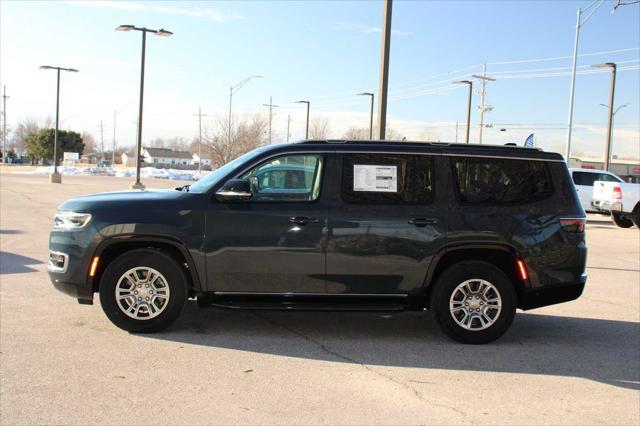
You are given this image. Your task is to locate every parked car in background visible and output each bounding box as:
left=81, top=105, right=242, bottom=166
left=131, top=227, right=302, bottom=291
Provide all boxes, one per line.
left=97, top=160, right=112, bottom=168
left=48, top=141, right=587, bottom=344
left=569, top=168, right=624, bottom=214
left=592, top=180, right=640, bottom=228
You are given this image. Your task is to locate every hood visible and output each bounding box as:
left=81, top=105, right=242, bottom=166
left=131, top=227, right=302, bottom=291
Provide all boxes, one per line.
left=57, top=188, right=188, bottom=212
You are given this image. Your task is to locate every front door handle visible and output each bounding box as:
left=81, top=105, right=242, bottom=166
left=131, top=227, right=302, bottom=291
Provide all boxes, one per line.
left=408, top=217, right=438, bottom=227
left=290, top=216, right=319, bottom=225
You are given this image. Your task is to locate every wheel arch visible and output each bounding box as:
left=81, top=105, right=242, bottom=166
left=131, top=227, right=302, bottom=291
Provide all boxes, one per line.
left=424, top=244, right=527, bottom=308
left=89, top=236, right=203, bottom=296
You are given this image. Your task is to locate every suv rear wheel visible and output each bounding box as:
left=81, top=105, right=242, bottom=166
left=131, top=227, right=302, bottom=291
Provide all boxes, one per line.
left=432, top=261, right=516, bottom=344
left=99, top=249, right=188, bottom=333
left=611, top=212, right=634, bottom=228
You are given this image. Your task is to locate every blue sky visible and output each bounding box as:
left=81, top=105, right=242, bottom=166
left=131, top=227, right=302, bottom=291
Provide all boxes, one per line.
left=1, top=0, right=639, bottom=159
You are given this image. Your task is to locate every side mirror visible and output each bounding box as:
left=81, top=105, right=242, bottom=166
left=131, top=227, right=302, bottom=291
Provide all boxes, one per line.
left=216, top=179, right=252, bottom=202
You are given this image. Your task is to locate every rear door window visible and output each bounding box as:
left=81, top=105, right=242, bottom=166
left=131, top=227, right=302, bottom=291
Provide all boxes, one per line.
left=452, top=157, right=552, bottom=204
left=572, top=171, right=598, bottom=186
left=342, top=153, right=433, bottom=204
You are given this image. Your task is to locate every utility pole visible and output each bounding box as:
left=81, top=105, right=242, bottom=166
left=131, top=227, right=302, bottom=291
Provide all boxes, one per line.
left=262, top=96, right=279, bottom=145
left=2, top=86, right=8, bottom=162
left=98, top=120, right=105, bottom=160
left=592, top=62, right=617, bottom=171
left=286, top=113, right=291, bottom=142
left=473, top=65, right=495, bottom=144
left=193, top=107, right=208, bottom=173
left=112, top=110, right=116, bottom=165
left=376, top=0, right=393, bottom=140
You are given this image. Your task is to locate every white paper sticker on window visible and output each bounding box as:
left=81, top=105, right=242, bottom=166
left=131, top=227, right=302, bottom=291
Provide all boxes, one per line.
left=353, top=165, right=397, bottom=192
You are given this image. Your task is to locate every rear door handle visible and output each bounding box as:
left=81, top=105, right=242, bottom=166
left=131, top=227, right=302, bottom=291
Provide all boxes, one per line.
left=408, top=217, right=438, bottom=227
left=290, top=216, right=319, bottom=225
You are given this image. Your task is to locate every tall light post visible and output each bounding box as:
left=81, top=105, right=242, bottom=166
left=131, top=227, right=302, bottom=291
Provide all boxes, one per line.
left=357, top=92, right=375, bottom=139
left=452, top=80, right=473, bottom=144
left=229, top=75, right=262, bottom=144
left=295, top=100, right=310, bottom=139
left=116, top=24, right=173, bottom=190
left=592, top=62, right=617, bottom=171
left=565, top=2, right=606, bottom=161
left=39, top=65, right=79, bottom=183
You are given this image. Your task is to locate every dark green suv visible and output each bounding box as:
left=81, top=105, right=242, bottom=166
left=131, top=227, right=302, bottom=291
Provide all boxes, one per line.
left=48, top=140, right=587, bottom=343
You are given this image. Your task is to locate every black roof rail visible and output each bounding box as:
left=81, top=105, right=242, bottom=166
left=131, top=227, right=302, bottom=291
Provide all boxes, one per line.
left=296, top=139, right=542, bottom=150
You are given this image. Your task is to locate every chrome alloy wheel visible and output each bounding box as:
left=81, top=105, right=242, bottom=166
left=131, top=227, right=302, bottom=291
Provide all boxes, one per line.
left=449, top=279, right=502, bottom=331
left=115, top=267, right=170, bottom=320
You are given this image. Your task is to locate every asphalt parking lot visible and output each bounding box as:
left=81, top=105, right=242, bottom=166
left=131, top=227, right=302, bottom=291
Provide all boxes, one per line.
left=1, top=172, right=639, bottom=425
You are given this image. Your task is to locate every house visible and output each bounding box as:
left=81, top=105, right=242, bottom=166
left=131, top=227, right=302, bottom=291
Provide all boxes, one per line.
left=142, top=147, right=192, bottom=166
left=121, top=153, right=137, bottom=167
left=191, top=153, right=212, bottom=166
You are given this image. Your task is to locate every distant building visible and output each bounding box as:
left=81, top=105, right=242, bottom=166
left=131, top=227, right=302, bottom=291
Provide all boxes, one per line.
left=191, top=153, right=212, bottom=166
left=569, top=157, right=640, bottom=182
left=142, top=147, right=192, bottom=166
left=81, top=152, right=101, bottom=164
left=121, top=153, right=137, bottom=167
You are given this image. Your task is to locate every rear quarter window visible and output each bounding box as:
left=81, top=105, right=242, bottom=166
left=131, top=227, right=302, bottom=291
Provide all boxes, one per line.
left=451, top=157, right=553, bottom=205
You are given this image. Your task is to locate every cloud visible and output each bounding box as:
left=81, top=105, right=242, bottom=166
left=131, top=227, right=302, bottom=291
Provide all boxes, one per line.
left=62, top=1, right=245, bottom=22
left=335, top=21, right=413, bottom=36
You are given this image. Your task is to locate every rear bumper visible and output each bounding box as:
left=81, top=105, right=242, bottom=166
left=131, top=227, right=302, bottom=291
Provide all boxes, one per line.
left=519, top=273, right=586, bottom=310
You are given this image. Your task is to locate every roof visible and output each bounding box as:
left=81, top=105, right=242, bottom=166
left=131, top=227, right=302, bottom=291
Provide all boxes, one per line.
left=143, top=147, right=192, bottom=159
left=291, top=140, right=564, bottom=162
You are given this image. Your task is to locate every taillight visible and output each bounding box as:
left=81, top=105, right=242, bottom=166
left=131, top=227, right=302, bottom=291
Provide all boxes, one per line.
left=560, top=218, right=585, bottom=233
left=613, top=186, right=623, bottom=200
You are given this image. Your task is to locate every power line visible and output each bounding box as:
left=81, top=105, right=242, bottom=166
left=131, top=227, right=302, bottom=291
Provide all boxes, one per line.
left=487, top=47, right=639, bottom=66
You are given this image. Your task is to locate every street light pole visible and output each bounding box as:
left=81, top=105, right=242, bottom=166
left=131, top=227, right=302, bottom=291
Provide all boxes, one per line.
left=39, top=65, right=78, bottom=183
left=453, top=80, right=473, bottom=143
left=565, top=1, right=606, bottom=161
left=229, top=75, right=263, bottom=145
left=357, top=92, right=375, bottom=139
left=296, top=100, right=310, bottom=139
left=592, top=62, right=617, bottom=171
left=116, top=24, right=173, bottom=190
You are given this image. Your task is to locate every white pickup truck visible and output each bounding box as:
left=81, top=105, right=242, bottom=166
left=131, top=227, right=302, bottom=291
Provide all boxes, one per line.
left=592, top=180, right=640, bottom=228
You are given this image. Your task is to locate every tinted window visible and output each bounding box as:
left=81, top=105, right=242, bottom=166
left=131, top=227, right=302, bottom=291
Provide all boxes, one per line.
left=342, top=153, right=433, bottom=204
left=572, top=171, right=598, bottom=186
left=452, top=157, right=552, bottom=204
left=241, top=154, right=323, bottom=202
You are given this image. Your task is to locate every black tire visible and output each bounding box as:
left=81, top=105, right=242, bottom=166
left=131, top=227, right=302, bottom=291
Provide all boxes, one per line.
left=99, top=248, right=188, bottom=333
left=611, top=212, right=634, bottom=228
left=432, top=261, right=517, bottom=344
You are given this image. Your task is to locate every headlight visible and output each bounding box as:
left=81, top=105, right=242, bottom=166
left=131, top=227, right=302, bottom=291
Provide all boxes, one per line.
left=53, top=211, right=92, bottom=229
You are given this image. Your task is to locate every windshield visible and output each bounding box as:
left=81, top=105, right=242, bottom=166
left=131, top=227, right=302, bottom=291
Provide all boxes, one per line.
left=189, top=146, right=272, bottom=193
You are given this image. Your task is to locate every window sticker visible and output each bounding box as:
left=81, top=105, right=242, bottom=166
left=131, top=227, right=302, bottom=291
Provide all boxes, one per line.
left=353, top=165, right=398, bottom=192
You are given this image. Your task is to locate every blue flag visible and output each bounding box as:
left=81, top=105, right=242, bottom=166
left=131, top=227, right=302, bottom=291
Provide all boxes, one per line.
left=524, top=133, right=534, bottom=147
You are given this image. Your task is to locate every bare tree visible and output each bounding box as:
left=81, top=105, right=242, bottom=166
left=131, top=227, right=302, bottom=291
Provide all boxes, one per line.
left=81, top=132, right=97, bottom=153
left=203, top=113, right=268, bottom=168
left=343, top=126, right=369, bottom=140
left=343, top=126, right=404, bottom=141
left=10, top=118, right=41, bottom=151
left=309, top=117, right=330, bottom=139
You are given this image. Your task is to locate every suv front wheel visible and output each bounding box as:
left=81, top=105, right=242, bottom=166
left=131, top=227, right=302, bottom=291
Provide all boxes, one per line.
left=432, top=261, right=516, bottom=344
left=99, top=249, right=188, bottom=333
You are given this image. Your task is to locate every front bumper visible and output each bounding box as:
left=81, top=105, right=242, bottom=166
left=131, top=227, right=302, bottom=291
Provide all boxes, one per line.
left=519, top=273, right=587, bottom=310
left=50, top=278, right=94, bottom=304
